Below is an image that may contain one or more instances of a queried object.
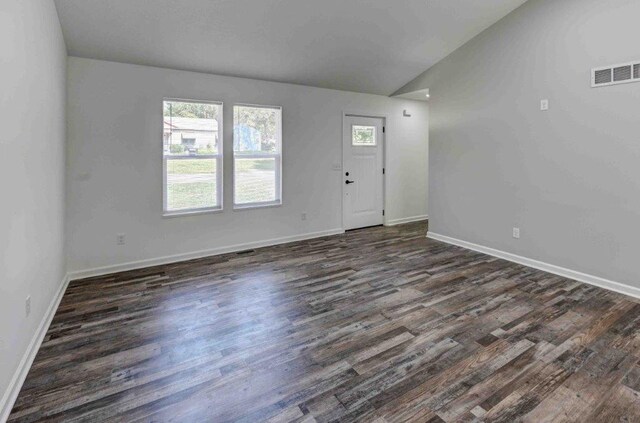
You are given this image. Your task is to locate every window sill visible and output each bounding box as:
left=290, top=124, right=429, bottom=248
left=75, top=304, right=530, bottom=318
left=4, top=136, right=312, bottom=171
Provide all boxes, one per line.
left=233, top=202, right=282, bottom=211
left=162, top=208, right=223, bottom=218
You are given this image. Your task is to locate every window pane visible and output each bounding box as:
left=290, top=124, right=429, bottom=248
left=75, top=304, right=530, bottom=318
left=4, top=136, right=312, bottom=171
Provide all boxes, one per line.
left=352, top=125, right=376, bottom=146
left=164, top=100, right=222, bottom=212
left=234, top=158, right=276, bottom=204
left=233, top=105, right=281, bottom=154
left=167, top=158, right=217, bottom=210
left=233, top=104, right=282, bottom=207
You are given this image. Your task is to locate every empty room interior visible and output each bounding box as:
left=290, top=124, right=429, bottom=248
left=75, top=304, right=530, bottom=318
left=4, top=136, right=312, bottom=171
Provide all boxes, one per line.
left=2, top=0, right=640, bottom=421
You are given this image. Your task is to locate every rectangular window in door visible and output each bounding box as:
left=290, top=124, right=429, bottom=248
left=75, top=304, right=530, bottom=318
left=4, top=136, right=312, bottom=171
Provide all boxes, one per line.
left=352, top=125, right=377, bottom=146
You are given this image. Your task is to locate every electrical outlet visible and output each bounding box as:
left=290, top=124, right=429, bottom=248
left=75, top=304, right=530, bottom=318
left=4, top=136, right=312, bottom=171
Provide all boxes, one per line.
left=540, top=99, right=549, bottom=111
left=301, top=213, right=307, bottom=221
left=117, top=233, right=126, bottom=245
left=513, top=227, right=521, bottom=239
left=25, top=296, right=31, bottom=317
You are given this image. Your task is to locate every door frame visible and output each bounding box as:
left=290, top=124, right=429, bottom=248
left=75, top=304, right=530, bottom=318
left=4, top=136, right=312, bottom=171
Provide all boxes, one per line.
left=342, top=111, right=388, bottom=230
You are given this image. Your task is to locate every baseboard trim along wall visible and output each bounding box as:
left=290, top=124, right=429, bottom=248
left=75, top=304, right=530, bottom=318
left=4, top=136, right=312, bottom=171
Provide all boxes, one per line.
left=385, top=215, right=429, bottom=227
left=69, top=228, right=346, bottom=281
left=427, top=232, right=640, bottom=301
left=0, top=274, right=70, bottom=422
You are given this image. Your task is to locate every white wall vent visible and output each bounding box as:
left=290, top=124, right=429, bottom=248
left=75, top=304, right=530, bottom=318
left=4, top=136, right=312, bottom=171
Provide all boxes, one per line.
left=592, top=60, right=640, bottom=87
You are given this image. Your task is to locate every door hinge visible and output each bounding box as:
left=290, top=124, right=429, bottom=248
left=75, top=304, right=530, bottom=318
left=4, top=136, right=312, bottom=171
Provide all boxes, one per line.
left=382, top=210, right=385, bottom=216
left=382, top=126, right=386, bottom=133
left=383, top=168, right=385, bottom=175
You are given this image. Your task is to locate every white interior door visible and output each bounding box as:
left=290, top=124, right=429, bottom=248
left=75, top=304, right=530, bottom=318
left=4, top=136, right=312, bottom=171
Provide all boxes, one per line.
left=343, top=115, right=384, bottom=230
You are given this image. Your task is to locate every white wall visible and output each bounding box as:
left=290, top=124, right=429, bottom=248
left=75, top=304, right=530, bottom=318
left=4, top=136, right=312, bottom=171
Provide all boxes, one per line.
left=66, top=58, right=429, bottom=274
left=395, top=0, right=640, bottom=287
left=0, top=0, right=67, bottom=417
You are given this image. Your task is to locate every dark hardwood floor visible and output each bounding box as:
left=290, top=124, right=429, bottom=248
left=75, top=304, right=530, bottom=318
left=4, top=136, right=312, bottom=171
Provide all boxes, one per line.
left=9, top=222, right=640, bottom=422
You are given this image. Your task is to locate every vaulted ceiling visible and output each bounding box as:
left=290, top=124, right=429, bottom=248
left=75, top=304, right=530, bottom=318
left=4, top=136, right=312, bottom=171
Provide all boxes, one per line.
left=54, top=0, right=528, bottom=95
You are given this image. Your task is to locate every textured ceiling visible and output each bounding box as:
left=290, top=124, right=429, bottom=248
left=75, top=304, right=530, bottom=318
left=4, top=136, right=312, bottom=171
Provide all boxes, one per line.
left=54, top=0, right=528, bottom=95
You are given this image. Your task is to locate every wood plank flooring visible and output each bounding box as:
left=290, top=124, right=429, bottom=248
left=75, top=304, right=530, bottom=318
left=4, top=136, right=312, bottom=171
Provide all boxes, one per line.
left=9, top=222, right=640, bottom=422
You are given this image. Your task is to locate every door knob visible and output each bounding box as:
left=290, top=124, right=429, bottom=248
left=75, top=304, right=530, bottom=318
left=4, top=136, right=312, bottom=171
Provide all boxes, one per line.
left=345, top=180, right=355, bottom=185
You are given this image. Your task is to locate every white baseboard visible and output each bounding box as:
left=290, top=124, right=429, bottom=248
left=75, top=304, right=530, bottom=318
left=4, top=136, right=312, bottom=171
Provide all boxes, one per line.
left=427, top=232, right=640, bottom=301
left=385, top=215, right=429, bottom=227
left=0, top=273, right=70, bottom=422
left=68, top=228, right=346, bottom=281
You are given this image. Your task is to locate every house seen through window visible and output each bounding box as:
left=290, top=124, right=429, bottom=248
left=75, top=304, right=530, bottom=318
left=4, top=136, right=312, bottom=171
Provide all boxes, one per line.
left=163, top=100, right=222, bottom=214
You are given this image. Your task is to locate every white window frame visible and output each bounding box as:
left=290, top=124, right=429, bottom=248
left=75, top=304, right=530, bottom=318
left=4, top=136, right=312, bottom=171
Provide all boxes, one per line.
left=232, top=103, right=283, bottom=209
left=162, top=98, right=224, bottom=217
left=351, top=124, right=377, bottom=146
